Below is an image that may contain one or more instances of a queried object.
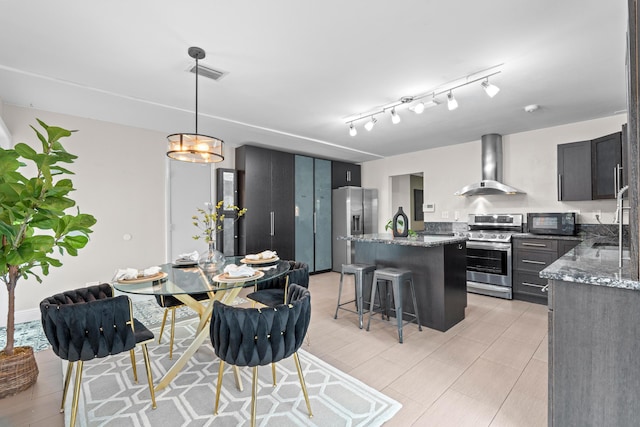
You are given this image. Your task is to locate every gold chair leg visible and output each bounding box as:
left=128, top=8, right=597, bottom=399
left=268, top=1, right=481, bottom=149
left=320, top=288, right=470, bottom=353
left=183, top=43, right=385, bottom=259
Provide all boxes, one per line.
left=293, top=352, right=313, bottom=418
left=158, top=308, right=169, bottom=343
left=70, top=360, right=84, bottom=427
left=214, top=360, right=225, bottom=415
left=130, top=349, right=138, bottom=383
left=60, top=361, right=74, bottom=413
left=169, top=306, right=176, bottom=360
left=233, top=365, right=243, bottom=392
left=141, top=343, right=157, bottom=409
left=271, top=363, right=277, bottom=386
left=251, top=366, right=258, bottom=427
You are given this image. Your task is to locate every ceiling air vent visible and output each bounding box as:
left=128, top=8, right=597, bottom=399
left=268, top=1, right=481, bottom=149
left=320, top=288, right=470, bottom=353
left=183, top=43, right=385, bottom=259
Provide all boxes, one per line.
left=189, top=64, right=227, bottom=81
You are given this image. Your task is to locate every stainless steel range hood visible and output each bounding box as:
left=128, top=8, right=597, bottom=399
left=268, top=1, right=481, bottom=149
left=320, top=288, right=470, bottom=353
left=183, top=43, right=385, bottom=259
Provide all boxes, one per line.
left=454, top=133, right=525, bottom=196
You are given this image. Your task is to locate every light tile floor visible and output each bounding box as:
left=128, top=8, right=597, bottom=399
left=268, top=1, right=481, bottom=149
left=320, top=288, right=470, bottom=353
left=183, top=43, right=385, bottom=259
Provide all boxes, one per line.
left=0, top=271, right=548, bottom=426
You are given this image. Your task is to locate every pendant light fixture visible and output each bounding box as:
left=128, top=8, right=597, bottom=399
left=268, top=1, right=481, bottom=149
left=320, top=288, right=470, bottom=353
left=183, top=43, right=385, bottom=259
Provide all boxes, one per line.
left=167, top=46, right=224, bottom=163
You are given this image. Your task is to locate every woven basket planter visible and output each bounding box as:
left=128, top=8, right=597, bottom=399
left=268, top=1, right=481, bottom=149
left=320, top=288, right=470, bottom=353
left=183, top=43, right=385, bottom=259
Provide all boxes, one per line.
left=0, top=346, right=39, bottom=398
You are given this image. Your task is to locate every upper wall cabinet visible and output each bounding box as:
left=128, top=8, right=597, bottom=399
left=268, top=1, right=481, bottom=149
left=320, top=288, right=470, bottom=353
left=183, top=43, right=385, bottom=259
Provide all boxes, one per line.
left=591, top=131, right=623, bottom=199
left=331, top=161, right=361, bottom=188
left=557, top=130, right=626, bottom=201
left=557, top=141, right=592, bottom=201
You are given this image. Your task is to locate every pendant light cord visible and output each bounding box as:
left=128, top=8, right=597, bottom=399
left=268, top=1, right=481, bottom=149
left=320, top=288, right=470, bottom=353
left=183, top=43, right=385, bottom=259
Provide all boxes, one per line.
left=195, top=56, right=199, bottom=134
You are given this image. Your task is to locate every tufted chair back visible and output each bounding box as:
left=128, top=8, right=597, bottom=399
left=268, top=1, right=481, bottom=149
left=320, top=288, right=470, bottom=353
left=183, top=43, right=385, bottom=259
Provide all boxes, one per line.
left=40, top=283, right=136, bottom=362
left=254, top=261, right=309, bottom=292
left=211, top=283, right=311, bottom=367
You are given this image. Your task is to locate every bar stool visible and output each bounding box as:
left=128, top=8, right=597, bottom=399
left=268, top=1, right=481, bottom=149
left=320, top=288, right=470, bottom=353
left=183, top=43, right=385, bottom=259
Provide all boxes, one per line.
left=367, top=268, right=422, bottom=343
left=334, top=263, right=377, bottom=329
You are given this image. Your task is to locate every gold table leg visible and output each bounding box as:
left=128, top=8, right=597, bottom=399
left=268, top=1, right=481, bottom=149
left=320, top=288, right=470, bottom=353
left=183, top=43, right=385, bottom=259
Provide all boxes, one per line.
left=154, top=286, right=245, bottom=392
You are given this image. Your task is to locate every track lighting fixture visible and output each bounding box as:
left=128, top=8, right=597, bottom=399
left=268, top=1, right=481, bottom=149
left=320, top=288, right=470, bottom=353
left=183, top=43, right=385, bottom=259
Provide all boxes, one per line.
left=391, top=108, right=401, bottom=124
left=364, top=117, right=377, bottom=131
left=343, top=64, right=502, bottom=136
left=447, top=91, right=458, bottom=111
left=481, top=78, right=500, bottom=98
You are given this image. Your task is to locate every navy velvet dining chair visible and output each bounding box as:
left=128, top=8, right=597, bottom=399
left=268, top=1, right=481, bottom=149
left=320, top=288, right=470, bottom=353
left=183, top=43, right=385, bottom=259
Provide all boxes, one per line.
left=210, top=283, right=313, bottom=427
left=40, top=283, right=156, bottom=427
left=246, top=260, right=309, bottom=306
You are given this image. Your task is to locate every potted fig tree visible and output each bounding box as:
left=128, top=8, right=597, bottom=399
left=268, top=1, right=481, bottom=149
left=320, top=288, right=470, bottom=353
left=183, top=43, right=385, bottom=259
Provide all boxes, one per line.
left=0, top=119, right=96, bottom=397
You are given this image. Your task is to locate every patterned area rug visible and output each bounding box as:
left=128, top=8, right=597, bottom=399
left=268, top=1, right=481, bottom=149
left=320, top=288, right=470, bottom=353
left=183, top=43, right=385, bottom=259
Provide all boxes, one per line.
left=65, top=319, right=401, bottom=427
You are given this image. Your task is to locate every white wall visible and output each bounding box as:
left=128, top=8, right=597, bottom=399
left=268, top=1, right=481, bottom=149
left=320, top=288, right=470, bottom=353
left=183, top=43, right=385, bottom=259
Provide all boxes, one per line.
left=0, top=105, right=240, bottom=326
left=362, top=114, right=628, bottom=231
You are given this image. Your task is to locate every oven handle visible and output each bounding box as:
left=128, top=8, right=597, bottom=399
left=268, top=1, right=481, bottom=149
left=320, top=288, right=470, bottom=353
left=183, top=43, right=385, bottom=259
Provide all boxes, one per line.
left=467, top=241, right=512, bottom=251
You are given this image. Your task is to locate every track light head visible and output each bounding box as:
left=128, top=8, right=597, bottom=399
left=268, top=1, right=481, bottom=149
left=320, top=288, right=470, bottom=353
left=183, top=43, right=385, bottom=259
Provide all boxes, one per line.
left=349, top=123, right=357, bottom=136
left=481, top=79, right=500, bottom=97
left=391, top=108, right=401, bottom=124
left=447, top=91, right=458, bottom=111
left=364, top=117, right=377, bottom=131
left=412, top=102, right=425, bottom=114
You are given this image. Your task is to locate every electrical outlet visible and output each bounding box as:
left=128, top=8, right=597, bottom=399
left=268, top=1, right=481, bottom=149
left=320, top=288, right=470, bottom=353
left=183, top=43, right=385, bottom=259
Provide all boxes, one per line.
left=441, top=211, right=449, bottom=219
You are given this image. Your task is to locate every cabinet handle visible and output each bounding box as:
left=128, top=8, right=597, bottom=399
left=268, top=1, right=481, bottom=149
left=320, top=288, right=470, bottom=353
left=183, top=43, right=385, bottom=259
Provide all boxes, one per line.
left=522, top=282, right=545, bottom=289
left=270, top=211, right=274, bottom=236
left=313, top=212, right=317, bottom=234
left=557, top=174, right=562, bottom=200
left=522, top=242, right=547, bottom=247
left=347, top=170, right=351, bottom=182
left=614, top=166, right=618, bottom=194
left=522, top=259, right=546, bottom=265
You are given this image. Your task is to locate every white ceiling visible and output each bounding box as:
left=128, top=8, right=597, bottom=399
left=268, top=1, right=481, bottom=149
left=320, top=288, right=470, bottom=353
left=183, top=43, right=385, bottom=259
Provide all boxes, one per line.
left=0, top=1, right=629, bottom=163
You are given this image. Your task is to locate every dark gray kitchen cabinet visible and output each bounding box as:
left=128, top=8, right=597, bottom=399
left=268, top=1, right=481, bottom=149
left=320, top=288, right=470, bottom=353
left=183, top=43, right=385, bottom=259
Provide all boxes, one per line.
left=512, top=237, right=579, bottom=304
left=557, top=140, right=592, bottom=201
left=295, top=155, right=332, bottom=273
left=592, top=131, right=623, bottom=199
left=557, top=130, right=625, bottom=201
left=548, top=280, right=640, bottom=426
left=331, top=161, right=361, bottom=188
left=235, top=146, right=295, bottom=260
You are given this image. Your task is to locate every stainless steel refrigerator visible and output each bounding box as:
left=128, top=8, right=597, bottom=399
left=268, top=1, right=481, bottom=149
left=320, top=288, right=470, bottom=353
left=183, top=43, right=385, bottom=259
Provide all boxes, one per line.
left=332, top=187, right=378, bottom=271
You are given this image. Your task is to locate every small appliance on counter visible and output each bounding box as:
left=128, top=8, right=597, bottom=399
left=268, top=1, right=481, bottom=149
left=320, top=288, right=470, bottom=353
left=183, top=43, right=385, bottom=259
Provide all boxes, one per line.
left=527, top=212, right=577, bottom=236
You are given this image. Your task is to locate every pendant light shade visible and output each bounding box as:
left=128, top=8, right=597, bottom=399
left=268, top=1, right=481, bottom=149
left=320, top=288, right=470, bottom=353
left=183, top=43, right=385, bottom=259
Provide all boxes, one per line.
left=167, top=47, right=224, bottom=163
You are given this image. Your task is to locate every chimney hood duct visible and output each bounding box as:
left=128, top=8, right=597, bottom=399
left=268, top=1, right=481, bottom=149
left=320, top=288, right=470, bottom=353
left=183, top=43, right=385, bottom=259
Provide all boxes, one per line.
left=454, top=133, right=525, bottom=196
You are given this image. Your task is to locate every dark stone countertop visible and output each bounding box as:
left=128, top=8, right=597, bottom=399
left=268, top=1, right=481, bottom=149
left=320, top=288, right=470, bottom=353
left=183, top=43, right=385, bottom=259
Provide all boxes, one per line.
left=338, top=233, right=468, bottom=248
left=540, top=237, right=640, bottom=291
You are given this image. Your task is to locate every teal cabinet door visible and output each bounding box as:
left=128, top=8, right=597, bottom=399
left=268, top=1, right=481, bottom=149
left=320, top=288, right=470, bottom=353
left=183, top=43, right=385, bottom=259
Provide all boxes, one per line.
left=314, top=158, right=332, bottom=271
left=295, top=156, right=315, bottom=271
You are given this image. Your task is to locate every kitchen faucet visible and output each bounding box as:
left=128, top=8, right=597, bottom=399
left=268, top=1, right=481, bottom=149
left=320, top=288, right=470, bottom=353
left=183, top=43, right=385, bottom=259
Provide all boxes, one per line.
left=615, top=185, right=629, bottom=268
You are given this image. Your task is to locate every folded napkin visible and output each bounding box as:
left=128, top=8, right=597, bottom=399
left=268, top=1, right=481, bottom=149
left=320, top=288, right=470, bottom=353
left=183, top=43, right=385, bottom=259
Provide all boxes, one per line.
left=223, top=264, right=256, bottom=278
left=177, top=251, right=199, bottom=261
left=114, top=266, right=162, bottom=280
left=245, top=250, right=278, bottom=260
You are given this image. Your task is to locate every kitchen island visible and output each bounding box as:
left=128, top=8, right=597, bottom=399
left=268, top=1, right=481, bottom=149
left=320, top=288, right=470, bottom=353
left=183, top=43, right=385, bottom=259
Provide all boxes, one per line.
left=540, top=239, right=640, bottom=427
left=340, top=233, right=467, bottom=331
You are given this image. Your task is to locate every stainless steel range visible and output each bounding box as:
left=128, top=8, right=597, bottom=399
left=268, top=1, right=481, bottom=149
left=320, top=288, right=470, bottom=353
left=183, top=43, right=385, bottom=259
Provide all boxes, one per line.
left=465, top=213, right=523, bottom=299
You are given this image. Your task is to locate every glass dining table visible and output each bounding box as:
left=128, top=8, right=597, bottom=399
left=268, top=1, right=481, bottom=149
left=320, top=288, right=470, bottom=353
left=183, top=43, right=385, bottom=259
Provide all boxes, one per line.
left=113, top=256, right=290, bottom=391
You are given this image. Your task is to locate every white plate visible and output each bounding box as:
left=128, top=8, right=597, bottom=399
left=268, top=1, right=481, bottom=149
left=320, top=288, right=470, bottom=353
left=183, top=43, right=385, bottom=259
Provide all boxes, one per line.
left=212, top=270, right=265, bottom=283
left=240, top=256, right=280, bottom=265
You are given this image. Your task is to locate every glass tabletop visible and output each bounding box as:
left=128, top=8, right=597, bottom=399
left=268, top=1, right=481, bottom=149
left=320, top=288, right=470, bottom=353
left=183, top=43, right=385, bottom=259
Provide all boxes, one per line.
left=113, top=256, right=290, bottom=296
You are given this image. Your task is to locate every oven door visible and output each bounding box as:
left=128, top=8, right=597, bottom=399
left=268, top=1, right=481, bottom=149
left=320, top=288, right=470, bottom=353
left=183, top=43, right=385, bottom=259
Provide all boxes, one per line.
left=466, top=241, right=512, bottom=298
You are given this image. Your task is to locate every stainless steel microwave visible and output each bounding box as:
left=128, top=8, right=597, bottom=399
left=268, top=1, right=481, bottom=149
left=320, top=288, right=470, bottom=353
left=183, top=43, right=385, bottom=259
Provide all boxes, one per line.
left=527, top=212, right=577, bottom=236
